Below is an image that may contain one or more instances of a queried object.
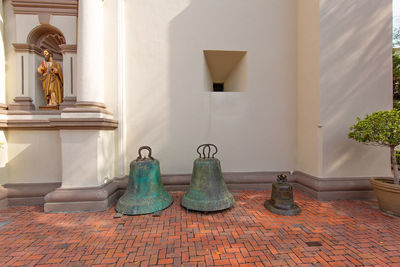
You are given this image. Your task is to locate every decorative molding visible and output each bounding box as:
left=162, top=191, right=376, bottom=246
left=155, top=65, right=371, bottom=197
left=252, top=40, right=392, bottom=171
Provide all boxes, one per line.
left=6, top=119, right=52, bottom=129
left=12, top=43, right=42, bottom=55
left=49, top=118, right=118, bottom=130
left=75, top=101, right=107, bottom=109
left=59, top=44, right=77, bottom=53
left=11, top=0, right=78, bottom=16
left=5, top=182, right=61, bottom=206
left=1, top=118, right=118, bottom=130
left=8, top=97, right=35, bottom=111
left=38, top=33, right=65, bottom=55
left=7, top=110, right=61, bottom=115
left=62, top=107, right=113, bottom=115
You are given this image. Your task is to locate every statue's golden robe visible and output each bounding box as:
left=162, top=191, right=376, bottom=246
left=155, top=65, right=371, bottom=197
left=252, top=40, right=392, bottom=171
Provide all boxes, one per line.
left=39, top=61, right=63, bottom=105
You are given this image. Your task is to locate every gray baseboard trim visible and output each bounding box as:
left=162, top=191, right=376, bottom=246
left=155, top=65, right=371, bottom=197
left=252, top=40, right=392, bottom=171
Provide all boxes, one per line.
left=0, top=171, right=383, bottom=212
left=0, top=185, right=7, bottom=209
left=4, top=183, right=61, bottom=206
left=44, top=181, right=121, bottom=213
left=294, top=171, right=376, bottom=200
left=8, top=197, right=47, bottom=206
left=112, top=171, right=376, bottom=200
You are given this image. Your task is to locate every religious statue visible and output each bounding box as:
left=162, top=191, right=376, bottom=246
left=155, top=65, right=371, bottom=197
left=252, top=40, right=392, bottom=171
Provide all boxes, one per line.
left=37, top=49, right=63, bottom=106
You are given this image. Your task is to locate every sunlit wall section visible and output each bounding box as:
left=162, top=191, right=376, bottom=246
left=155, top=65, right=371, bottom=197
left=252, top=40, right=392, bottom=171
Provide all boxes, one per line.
left=0, top=0, right=8, bottom=185
left=319, top=0, right=392, bottom=178
left=0, top=0, right=5, bottom=105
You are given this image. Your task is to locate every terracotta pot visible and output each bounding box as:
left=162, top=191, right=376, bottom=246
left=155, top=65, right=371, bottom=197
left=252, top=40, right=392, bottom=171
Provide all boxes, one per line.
left=370, top=178, right=400, bottom=216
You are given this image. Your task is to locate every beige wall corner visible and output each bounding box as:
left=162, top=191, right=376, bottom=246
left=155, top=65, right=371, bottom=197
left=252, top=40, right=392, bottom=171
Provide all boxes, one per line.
left=319, top=0, right=392, bottom=178
left=296, top=0, right=321, bottom=177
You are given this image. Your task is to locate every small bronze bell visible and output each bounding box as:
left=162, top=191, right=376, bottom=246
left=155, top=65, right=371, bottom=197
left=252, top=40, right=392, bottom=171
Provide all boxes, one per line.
left=116, top=146, right=173, bottom=215
left=181, top=144, right=235, bottom=212
left=264, top=174, right=301, bottom=216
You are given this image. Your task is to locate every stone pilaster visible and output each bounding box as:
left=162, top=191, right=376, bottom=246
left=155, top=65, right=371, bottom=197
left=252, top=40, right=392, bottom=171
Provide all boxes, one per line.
left=59, top=44, right=77, bottom=109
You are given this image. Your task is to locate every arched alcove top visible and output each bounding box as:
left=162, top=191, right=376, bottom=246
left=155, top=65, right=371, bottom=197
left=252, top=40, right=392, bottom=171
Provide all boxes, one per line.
left=27, top=24, right=66, bottom=58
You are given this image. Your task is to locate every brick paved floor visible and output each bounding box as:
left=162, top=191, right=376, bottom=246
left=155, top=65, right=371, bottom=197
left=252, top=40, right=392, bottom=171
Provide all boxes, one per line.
left=0, top=190, right=399, bottom=266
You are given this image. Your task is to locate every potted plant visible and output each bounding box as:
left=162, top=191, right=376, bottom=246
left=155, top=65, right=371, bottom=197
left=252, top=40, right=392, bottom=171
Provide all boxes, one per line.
left=348, top=109, right=400, bottom=216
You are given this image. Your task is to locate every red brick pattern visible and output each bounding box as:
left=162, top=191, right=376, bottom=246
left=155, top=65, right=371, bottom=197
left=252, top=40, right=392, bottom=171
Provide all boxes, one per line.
left=0, top=190, right=399, bottom=266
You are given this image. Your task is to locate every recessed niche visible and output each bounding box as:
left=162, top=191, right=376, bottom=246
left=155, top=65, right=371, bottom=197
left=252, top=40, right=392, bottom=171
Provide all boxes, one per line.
left=204, top=50, right=247, bottom=92
left=213, top=83, right=224, bottom=92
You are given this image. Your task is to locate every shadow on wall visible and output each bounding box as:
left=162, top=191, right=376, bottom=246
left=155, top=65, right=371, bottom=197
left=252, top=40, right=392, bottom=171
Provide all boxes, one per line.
left=163, top=0, right=297, bottom=174
left=124, top=0, right=298, bottom=174
left=319, top=0, right=392, bottom=177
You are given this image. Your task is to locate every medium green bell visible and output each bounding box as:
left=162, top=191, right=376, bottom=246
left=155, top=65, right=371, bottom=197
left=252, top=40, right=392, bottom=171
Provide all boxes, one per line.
left=116, top=146, right=173, bottom=215
left=181, top=144, right=235, bottom=212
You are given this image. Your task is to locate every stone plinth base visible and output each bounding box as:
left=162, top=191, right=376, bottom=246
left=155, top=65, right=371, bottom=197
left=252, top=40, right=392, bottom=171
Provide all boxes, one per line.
left=39, top=105, right=59, bottom=110
left=5, top=183, right=60, bottom=206
left=59, top=96, right=77, bottom=110
left=8, top=97, right=35, bottom=111
left=44, top=182, right=122, bottom=213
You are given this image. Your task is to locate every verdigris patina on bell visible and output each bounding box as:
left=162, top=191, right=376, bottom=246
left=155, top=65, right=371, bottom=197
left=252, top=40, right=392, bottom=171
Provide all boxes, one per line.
left=181, top=144, right=235, bottom=212
left=264, top=174, right=300, bottom=216
left=116, top=146, right=173, bottom=215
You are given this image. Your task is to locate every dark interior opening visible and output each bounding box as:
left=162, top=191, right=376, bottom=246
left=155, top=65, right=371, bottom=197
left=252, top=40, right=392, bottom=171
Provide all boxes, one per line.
left=213, top=83, right=224, bottom=92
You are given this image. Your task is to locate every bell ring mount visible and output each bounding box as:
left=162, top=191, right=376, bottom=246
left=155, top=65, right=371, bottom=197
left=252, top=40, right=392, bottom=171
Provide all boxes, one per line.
left=197, top=144, right=218, bottom=159
left=136, top=146, right=154, bottom=161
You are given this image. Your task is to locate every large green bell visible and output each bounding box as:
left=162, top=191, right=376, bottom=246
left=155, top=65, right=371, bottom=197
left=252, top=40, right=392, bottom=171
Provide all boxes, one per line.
left=116, top=146, right=173, bottom=215
left=181, top=144, right=235, bottom=212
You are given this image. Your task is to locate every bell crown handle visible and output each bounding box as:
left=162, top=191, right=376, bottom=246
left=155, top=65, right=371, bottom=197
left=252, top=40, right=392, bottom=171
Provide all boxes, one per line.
left=137, top=146, right=154, bottom=160
left=196, top=144, right=218, bottom=158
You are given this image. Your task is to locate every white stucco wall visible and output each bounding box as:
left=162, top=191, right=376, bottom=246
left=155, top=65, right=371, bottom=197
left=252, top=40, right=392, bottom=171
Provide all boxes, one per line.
left=319, top=0, right=392, bottom=178
left=103, top=0, right=118, bottom=115
left=7, top=130, right=61, bottom=183
left=125, top=0, right=297, bottom=174
left=51, top=16, right=76, bottom=45
left=60, top=130, right=115, bottom=188
left=0, top=0, right=6, bottom=105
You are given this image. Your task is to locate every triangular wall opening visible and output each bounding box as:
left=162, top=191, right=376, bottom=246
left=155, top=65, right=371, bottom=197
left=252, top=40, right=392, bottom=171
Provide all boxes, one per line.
left=204, top=50, right=248, bottom=92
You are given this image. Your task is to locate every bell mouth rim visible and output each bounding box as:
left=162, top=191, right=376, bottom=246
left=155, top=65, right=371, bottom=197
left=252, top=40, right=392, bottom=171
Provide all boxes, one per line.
left=264, top=199, right=301, bottom=216
left=116, top=195, right=173, bottom=216
left=181, top=194, right=235, bottom=212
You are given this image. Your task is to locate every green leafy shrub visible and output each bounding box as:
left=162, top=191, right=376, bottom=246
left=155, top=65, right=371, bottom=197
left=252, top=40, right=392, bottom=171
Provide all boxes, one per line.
left=394, top=49, right=400, bottom=103
left=348, top=109, right=400, bottom=184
